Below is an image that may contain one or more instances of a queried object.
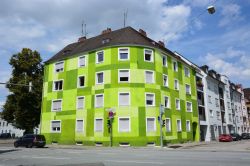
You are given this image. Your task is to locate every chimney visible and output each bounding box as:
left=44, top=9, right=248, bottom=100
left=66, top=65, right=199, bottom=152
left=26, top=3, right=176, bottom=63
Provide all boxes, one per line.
left=139, top=29, right=147, bottom=37
left=78, top=36, right=86, bottom=42
left=101, top=28, right=112, bottom=35
left=158, top=41, right=165, bottom=47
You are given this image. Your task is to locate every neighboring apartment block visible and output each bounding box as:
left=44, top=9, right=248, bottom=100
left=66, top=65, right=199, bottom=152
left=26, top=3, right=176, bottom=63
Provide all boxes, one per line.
left=40, top=27, right=200, bottom=146
left=0, top=118, right=24, bottom=137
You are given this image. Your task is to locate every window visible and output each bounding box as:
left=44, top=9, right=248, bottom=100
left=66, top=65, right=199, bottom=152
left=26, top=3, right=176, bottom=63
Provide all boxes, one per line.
left=162, top=55, right=167, bottom=67
left=78, top=56, right=86, bottom=67
left=208, top=95, right=212, bottom=103
left=174, top=79, right=179, bottom=90
left=52, top=100, right=62, bottom=111
left=145, top=71, right=154, bottom=83
left=186, top=102, right=192, bottom=112
left=215, top=98, right=219, bottom=107
left=119, top=92, right=130, bottom=106
left=96, top=51, right=104, bottom=63
left=184, top=67, right=190, bottom=77
left=96, top=72, right=104, bottom=84
left=51, top=121, right=61, bottom=132
left=95, top=119, right=103, bottom=132
left=144, top=49, right=153, bottom=62
left=210, top=110, right=213, bottom=117
left=95, top=94, right=104, bottom=108
left=173, top=61, right=178, bottom=72
left=53, top=80, right=63, bottom=91
left=76, top=120, right=84, bottom=132
left=163, top=75, right=168, bottom=87
left=119, top=70, right=129, bottom=82
left=55, top=61, right=64, bottom=73
left=119, top=48, right=129, bottom=60
left=119, top=118, right=130, bottom=132
left=164, top=96, right=170, bottom=108
left=77, top=96, right=84, bottom=110
left=146, top=93, right=155, bottom=106
left=185, top=84, right=191, bottom=94
left=166, top=118, right=171, bottom=132
left=146, top=118, right=156, bottom=132
left=175, top=99, right=180, bottom=110
left=78, top=76, right=85, bottom=87
left=227, top=102, right=230, bottom=109
left=177, top=119, right=182, bottom=132
left=217, top=111, right=220, bottom=120
left=186, top=120, right=191, bottom=132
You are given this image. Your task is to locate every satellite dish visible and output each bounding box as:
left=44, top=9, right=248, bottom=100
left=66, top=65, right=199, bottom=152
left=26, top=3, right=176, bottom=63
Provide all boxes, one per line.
left=207, top=6, right=216, bottom=14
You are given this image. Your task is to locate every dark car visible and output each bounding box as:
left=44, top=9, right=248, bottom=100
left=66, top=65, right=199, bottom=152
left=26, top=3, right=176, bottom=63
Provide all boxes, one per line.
left=219, top=134, right=233, bottom=142
left=230, top=133, right=241, bottom=141
left=14, top=134, right=46, bottom=148
left=241, top=133, right=250, bottom=139
left=0, top=133, right=11, bottom=139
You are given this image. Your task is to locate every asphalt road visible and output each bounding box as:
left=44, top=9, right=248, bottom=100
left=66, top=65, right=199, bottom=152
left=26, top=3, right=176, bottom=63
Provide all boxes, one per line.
left=0, top=141, right=250, bottom=166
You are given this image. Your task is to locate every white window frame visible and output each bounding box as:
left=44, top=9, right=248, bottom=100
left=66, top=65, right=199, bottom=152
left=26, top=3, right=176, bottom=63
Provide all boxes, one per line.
left=146, top=117, right=156, bottom=132
left=186, top=101, right=192, bottom=112
left=118, top=69, right=130, bottom=83
left=164, top=96, right=170, bottom=108
left=145, top=70, right=155, bottom=84
left=53, top=80, right=63, bottom=91
left=51, top=120, right=61, bottom=133
left=118, top=47, right=130, bottom=60
left=173, top=60, right=178, bottom=72
left=51, top=99, right=62, bottom=112
left=76, top=96, right=85, bottom=110
left=174, top=79, right=179, bottom=90
left=96, top=50, right=104, bottom=64
left=186, top=120, right=191, bottom=132
left=166, top=118, right=171, bottom=132
left=54, top=61, right=64, bottom=73
left=94, top=118, right=103, bottom=132
left=163, top=74, right=168, bottom=87
left=184, top=67, right=190, bottom=77
left=175, top=98, right=180, bottom=110
left=95, top=94, right=104, bottom=108
left=144, top=49, right=154, bottom=62
left=118, top=117, right=131, bottom=132
left=177, top=119, right=182, bottom=132
left=96, top=71, right=104, bottom=84
left=78, top=75, right=85, bottom=88
left=118, top=92, right=130, bottom=106
left=185, top=84, right=191, bottom=95
left=162, top=54, right=168, bottom=67
left=145, top=93, right=155, bottom=107
left=78, top=55, right=86, bottom=67
left=76, top=119, right=84, bottom=132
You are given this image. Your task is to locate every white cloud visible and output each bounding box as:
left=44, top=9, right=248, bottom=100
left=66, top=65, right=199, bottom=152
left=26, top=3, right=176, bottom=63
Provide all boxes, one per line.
left=219, top=3, right=243, bottom=27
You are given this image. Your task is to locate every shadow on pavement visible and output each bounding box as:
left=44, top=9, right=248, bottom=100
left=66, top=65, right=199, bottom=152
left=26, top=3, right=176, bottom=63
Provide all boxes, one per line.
left=0, top=149, right=20, bottom=154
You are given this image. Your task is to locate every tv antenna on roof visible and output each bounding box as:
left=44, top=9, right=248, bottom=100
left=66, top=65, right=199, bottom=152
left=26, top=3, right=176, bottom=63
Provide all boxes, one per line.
left=81, top=20, right=87, bottom=37
left=123, top=9, right=128, bottom=28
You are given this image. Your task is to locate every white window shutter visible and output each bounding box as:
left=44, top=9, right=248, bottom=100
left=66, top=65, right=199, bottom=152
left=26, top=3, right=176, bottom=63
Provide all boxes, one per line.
left=76, top=120, right=83, bottom=132
left=147, top=118, right=155, bottom=132
left=119, top=93, right=129, bottom=106
left=119, top=118, right=130, bottom=132
left=95, top=119, right=103, bottom=132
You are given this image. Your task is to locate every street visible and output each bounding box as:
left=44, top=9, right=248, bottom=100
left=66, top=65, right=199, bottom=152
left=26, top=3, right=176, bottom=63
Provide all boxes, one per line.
left=0, top=140, right=250, bottom=166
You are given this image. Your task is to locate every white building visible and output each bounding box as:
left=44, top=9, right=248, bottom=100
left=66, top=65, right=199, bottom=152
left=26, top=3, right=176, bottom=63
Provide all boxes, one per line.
left=0, top=118, right=24, bottom=137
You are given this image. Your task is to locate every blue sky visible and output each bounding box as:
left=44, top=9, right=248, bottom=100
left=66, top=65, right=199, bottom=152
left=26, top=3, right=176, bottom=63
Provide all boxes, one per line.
left=0, top=0, right=250, bottom=108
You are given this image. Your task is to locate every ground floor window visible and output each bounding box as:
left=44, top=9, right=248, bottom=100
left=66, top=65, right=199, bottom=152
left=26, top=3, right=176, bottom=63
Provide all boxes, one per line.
left=119, top=117, right=130, bottom=132
left=51, top=121, right=61, bottom=133
left=95, top=119, right=103, bottom=132
left=146, top=118, right=156, bottom=132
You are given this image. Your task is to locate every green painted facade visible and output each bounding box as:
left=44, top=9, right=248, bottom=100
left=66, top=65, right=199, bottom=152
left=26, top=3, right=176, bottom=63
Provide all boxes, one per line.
left=41, top=45, right=199, bottom=146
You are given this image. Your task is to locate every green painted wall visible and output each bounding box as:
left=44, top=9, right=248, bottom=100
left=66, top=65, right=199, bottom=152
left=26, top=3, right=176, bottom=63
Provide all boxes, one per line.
left=41, top=46, right=199, bottom=146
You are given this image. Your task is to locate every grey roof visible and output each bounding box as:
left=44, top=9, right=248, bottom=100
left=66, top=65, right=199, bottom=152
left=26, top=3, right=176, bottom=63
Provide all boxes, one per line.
left=45, top=26, right=182, bottom=64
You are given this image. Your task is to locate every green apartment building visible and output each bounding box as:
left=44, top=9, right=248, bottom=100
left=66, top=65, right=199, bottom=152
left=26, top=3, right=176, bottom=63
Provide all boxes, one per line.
left=41, top=27, right=199, bottom=146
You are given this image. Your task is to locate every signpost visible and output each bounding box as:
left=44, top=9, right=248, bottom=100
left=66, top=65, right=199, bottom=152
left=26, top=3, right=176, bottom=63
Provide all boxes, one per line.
left=106, top=108, right=115, bottom=147
left=159, top=104, right=165, bottom=147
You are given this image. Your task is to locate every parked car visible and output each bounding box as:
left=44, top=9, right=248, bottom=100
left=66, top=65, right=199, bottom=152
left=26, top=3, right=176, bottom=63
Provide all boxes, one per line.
left=219, top=134, right=233, bottom=142
left=0, top=133, right=11, bottom=139
left=230, top=133, right=241, bottom=141
left=241, top=133, right=250, bottom=139
left=14, top=134, right=46, bottom=148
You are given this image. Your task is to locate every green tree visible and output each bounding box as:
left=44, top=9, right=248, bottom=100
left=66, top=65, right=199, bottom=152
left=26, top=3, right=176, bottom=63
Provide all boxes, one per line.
left=1, top=48, right=43, bottom=133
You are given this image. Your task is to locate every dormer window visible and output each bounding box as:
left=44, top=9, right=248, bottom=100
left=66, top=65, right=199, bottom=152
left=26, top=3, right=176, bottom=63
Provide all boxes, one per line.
left=102, top=38, right=110, bottom=44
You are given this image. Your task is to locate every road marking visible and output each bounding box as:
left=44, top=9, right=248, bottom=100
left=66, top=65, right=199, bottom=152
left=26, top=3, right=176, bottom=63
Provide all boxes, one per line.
left=105, top=160, right=165, bottom=165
